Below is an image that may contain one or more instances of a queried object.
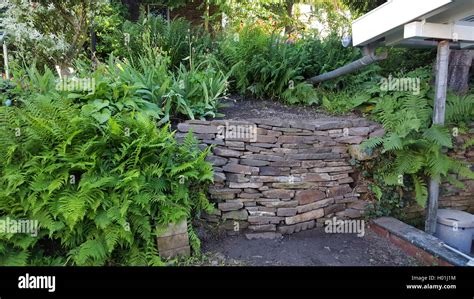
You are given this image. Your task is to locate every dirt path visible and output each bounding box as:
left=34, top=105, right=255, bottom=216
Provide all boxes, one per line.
left=200, top=227, right=419, bottom=266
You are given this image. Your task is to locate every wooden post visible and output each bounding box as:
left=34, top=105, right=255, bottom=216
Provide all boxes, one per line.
left=425, top=40, right=450, bottom=235
left=3, top=41, right=9, bottom=80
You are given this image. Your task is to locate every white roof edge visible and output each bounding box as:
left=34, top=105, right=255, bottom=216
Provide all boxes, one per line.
left=351, top=0, right=454, bottom=47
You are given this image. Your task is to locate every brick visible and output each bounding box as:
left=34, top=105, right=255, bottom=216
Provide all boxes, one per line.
left=251, top=143, right=278, bottom=149
left=202, top=139, right=224, bottom=146
left=272, top=148, right=298, bottom=154
left=177, top=123, right=218, bottom=134
left=240, top=192, right=263, bottom=199
left=205, top=155, right=228, bottom=166
left=250, top=118, right=289, bottom=127
left=278, top=135, right=305, bottom=144
left=248, top=216, right=284, bottom=224
left=210, top=193, right=235, bottom=200
left=311, top=166, right=353, bottom=173
left=287, top=153, right=341, bottom=160
left=159, top=245, right=190, bottom=260
left=248, top=210, right=276, bottom=217
left=229, top=182, right=263, bottom=189
left=209, top=188, right=241, bottom=195
left=260, top=167, right=285, bottom=176
left=370, top=128, right=385, bottom=138
left=327, top=185, right=353, bottom=197
left=258, top=200, right=298, bottom=208
left=240, top=159, right=270, bottom=167
left=240, top=154, right=284, bottom=162
left=303, top=173, right=332, bottom=182
left=223, top=164, right=258, bottom=175
left=295, top=189, right=326, bottom=205
left=187, top=120, right=211, bottom=125
left=256, top=128, right=268, bottom=135
left=350, top=119, right=371, bottom=127
left=221, top=220, right=249, bottom=231
left=273, top=127, right=303, bottom=133
left=337, top=136, right=365, bottom=144
left=270, top=161, right=301, bottom=167
left=218, top=200, right=244, bottom=212
left=225, top=141, right=245, bottom=148
left=157, top=232, right=189, bottom=252
left=348, top=200, right=370, bottom=210
left=349, top=127, right=371, bottom=136
left=250, top=176, right=297, bottom=183
left=213, top=172, right=226, bottom=183
left=156, top=219, right=188, bottom=238
left=301, top=161, right=326, bottom=168
left=315, top=120, right=352, bottom=130
left=278, top=220, right=315, bottom=234
left=213, top=147, right=242, bottom=157
left=297, top=198, right=334, bottom=213
left=262, top=189, right=295, bottom=199
left=227, top=173, right=249, bottom=183
left=297, top=148, right=332, bottom=154
left=341, top=208, right=363, bottom=218
left=222, top=209, right=248, bottom=220
left=246, top=145, right=263, bottom=152
left=277, top=208, right=297, bottom=217
left=290, top=121, right=316, bottom=130
left=324, top=204, right=345, bottom=215
left=272, top=182, right=320, bottom=189
left=256, top=135, right=277, bottom=143
left=285, top=209, right=324, bottom=225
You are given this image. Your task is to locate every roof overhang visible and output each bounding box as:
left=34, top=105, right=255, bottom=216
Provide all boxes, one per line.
left=352, top=0, right=474, bottom=49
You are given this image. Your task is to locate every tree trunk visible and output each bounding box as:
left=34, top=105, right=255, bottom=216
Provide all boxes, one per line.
left=284, top=0, right=295, bottom=34
left=121, top=0, right=142, bottom=21
left=447, top=50, right=474, bottom=94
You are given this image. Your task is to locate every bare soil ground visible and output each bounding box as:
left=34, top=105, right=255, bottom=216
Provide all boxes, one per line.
left=217, top=95, right=360, bottom=122
left=198, top=227, right=420, bottom=266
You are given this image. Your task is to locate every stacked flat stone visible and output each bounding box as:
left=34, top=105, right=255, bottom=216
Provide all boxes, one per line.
left=176, top=118, right=382, bottom=239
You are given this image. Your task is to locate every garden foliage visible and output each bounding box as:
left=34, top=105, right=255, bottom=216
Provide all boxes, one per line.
left=0, top=64, right=214, bottom=266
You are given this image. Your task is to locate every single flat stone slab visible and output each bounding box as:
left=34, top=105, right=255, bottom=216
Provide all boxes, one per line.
left=177, top=123, right=218, bottom=134
left=218, top=200, right=244, bottom=212
left=372, top=217, right=470, bottom=266
left=285, top=209, right=324, bottom=225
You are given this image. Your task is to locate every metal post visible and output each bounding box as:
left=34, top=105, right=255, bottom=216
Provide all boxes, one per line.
left=425, top=40, right=450, bottom=234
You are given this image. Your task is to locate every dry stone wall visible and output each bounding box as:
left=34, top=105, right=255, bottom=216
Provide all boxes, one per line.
left=177, top=118, right=382, bottom=239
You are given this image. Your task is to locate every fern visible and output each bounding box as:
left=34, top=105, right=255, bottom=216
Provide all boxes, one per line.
left=0, top=94, right=214, bottom=265
left=361, top=67, right=474, bottom=207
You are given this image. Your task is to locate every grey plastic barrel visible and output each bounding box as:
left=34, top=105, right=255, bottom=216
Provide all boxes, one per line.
left=435, top=209, right=474, bottom=255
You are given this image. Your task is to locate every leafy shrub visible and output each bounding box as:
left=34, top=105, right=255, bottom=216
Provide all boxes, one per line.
left=361, top=67, right=474, bottom=207
left=219, top=24, right=318, bottom=105
left=379, top=48, right=437, bottom=76
left=0, top=95, right=214, bottom=266
left=120, top=16, right=214, bottom=69
left=171, top=56, right=229, bottom=120
left=67, top=49, right=228, bottom=123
